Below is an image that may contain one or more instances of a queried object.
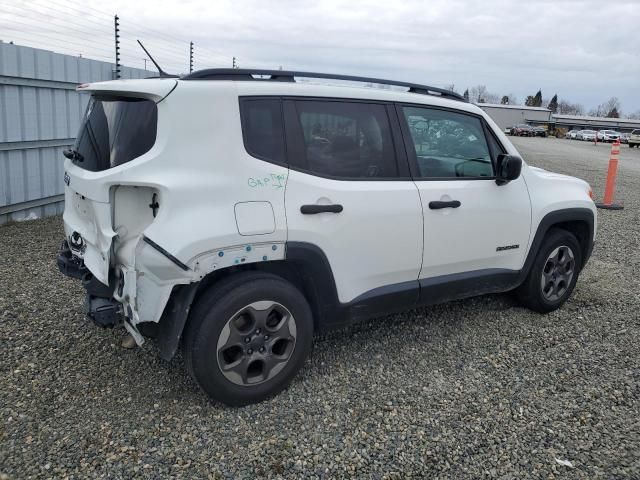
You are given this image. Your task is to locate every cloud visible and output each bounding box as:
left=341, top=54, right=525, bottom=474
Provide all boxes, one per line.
left=5, top=0, right=640, bottom=112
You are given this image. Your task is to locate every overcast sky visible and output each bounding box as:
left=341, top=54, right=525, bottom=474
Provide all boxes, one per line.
left=4, top=0, right=640, bottom=113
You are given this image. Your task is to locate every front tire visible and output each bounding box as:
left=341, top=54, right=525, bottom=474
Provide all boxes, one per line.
left=516, top=228, right=582, bottom=313
left=183, top=272, right=313, bottom=406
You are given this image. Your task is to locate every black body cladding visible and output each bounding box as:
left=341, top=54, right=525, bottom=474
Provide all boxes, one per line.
left=152, top=208, right=594, bottom=359
left=283, top=207, right=594, bottom=331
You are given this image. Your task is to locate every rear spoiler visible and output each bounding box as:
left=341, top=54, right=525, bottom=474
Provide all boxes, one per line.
left=76, top=78, right=178, bottom=103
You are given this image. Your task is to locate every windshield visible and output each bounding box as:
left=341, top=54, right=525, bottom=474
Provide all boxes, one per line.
left=72, top=95, right=158, bottom=172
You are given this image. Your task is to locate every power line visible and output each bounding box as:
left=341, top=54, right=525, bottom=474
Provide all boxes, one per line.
left=0, top=25, right=114, bottom=57
left=6, top=2, right=192, bottom=62
left=118, top=38, right=191, bottom=61
left=4, top=1, right=229, bottom=72
left=3, top=4, right=114, bottom=36
left=40, top=0, right=229, bottom=63
left=49, top=0, right=200, bottom=46
left=35, top=0, right=227, bottom=62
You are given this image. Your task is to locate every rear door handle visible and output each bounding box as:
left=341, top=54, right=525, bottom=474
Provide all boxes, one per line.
left=300, top=204, right=343, bottom=214
left=428, top=200, right=461, bottom=210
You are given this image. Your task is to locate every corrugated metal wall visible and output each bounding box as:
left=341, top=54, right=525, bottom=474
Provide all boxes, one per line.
left=0, top=41, right=149, bottom=224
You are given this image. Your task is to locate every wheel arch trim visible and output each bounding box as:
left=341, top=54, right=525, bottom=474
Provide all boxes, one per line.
left=521, top=207, right=595, bottom=281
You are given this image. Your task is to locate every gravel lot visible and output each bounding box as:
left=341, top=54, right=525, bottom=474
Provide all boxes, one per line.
left=1, top=137, right=639, bottom=479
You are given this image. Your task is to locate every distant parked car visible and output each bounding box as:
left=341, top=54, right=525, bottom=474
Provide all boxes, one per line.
left=512, top=124, right=534, bottom=137
left=620, top=132, right=630, bottom=144
left=566, top=129, right=582, bottom=139
left=504, top=126, right=514, bottom=135
left=533, top=127, right=547, bottom=137
left=629, top=129, right=640, bottom=148
left=597, top=130, right=621, bottom=142
left=577, top=130, right=597, bottom=141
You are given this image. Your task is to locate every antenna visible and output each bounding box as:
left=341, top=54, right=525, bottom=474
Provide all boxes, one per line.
left=137, top=40, right=177, bottom=78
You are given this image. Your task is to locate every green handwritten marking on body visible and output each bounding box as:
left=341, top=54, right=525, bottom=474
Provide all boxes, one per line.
left=248, top=173, right=287, bottom=189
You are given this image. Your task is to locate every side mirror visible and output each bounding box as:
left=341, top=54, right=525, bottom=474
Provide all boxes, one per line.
left=495, top=154, right=522, bottom=185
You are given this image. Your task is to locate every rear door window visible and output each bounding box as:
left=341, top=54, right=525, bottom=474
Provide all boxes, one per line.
left=288, top=100, right=399, bottom=179
left=73, top=95, right=158, bottom=172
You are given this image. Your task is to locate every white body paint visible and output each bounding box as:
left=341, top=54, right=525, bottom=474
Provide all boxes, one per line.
left=62, top=77, right=596, bottom=334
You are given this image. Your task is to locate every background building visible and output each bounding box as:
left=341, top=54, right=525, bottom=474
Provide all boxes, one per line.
left=478, top=103, right=640, bottom=133
left=552, top=114, right=640, bottom=133
left=0, top=41, right=147, bottom=224
left=477, top=104, right=552, bottom=129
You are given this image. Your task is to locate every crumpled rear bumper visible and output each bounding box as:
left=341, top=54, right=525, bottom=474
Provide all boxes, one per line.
left=57, top=239, right=86, bottom=280
left=57, top=239, right=122, bottom=328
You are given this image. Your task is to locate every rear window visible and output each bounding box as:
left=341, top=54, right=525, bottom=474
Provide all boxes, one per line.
left=239, top=98, right=286, bottom=165
left=633, top=130, right=640, bottom=135
left=72, top=95, right=158, bottom=172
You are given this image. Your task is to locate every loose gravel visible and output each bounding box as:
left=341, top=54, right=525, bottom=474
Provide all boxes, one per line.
left=1, top=137, right=639, bottom=479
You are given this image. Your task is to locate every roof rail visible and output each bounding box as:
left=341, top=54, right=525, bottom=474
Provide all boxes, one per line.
left=181, top=68, right=466, bottom=102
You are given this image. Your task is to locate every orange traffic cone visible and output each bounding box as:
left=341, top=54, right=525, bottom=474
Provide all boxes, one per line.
left=596, top=139, right=623, bottom=210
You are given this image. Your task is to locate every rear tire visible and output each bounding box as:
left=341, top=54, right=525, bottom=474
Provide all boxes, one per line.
left=183, top=272, right=313, bottom=406
left=516, top=228, right=582, bottom=313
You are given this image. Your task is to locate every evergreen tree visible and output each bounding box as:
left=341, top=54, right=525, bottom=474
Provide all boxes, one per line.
left=463, top=89, right=469, bottom=102
left=533, top=90, right=543, bottom=107
left=548, top=94, right=558, bottom=113
left=525, top=95, right=535, bottom=106
left=607, top=107, right=620, bottom=118
left=501, top=95, right=509, bottom=105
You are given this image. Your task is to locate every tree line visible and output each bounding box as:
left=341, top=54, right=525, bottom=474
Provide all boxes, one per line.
left=452, top=85, right=640, bottom=120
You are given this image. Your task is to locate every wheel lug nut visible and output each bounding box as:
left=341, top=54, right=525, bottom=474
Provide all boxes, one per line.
left=264, top=335, right=269, bottom=340
left=259, top=347, right=265, bottom=353
left=255, top=328, right=261, bottom=334
left=244, top=337, right=251, bottom=343
left=247, top=348, right=253, bottom=354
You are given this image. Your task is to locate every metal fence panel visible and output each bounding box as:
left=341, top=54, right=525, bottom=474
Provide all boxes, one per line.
left=0, top=41, right=149, bottom=224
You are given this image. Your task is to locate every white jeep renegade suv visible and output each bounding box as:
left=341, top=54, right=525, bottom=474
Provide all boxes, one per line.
left=58, top=69, right=596, bottom=406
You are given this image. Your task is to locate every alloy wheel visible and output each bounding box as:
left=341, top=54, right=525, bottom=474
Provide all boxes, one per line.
left=540, top=245, right=575, bottom=302
left=216, top=301, right=297, bottom=386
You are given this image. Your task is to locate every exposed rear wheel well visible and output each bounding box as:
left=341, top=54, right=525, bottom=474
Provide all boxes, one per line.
left=191, top=261, right=323, bottom=330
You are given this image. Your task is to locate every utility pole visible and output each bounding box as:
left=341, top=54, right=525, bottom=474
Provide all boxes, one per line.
left=114, top=15, right=121, bottom=79
left=143, top=58, right=147, bottom=71
left=189, top=41, right=194, bottom=73
left=232, top=56, right=237, bottom=69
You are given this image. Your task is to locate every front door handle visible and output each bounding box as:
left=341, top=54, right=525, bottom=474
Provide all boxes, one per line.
left=428, top=200, right=461, bottom=210
left=300, top=204, right=344, bottom=214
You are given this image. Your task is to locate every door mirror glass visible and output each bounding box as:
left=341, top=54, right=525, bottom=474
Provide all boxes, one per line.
left=495, top=154, right=522, bottom=185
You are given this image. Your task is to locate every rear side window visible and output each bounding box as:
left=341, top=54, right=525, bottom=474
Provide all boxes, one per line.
left=401, top=106, right=494, bottom=179
left=291, top=100, right=398, bottom=179
left=73, top=95, right=157, bottom=172
left=240, top=99, right=286, bottom=165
